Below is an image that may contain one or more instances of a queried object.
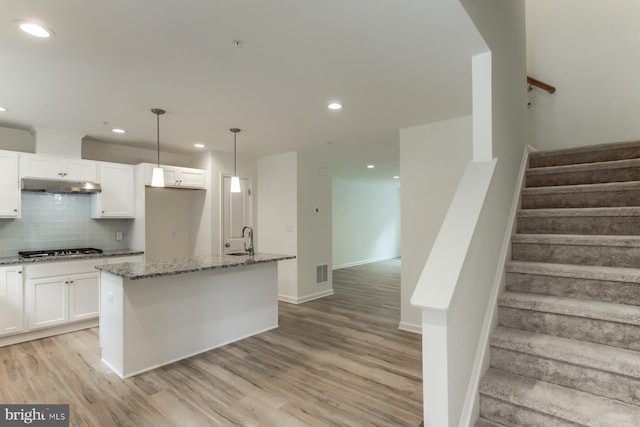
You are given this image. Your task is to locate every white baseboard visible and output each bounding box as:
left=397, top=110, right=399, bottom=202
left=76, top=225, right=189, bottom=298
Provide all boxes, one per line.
left=278, top=288, right=334, bottom=304
left=0, top=318, right=99, bottom=348
left=333, top=255, right=399, bottom=270
left=398, top=321, right=422, bottom=334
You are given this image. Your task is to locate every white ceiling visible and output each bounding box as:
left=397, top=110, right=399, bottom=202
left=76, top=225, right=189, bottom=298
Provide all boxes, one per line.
left=0, top=1, right=486, bottom=181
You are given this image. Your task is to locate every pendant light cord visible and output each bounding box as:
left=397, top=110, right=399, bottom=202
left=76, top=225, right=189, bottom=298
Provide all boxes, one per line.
left=230, top=128, right=241, bottom=176
left=151, top=108, right=166, bottom=168
left=156, top=113, right=160, bottom=167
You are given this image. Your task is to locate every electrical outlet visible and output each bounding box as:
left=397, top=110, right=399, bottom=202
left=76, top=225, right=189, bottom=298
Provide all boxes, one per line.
left=115, top=231, right=123, bottom=241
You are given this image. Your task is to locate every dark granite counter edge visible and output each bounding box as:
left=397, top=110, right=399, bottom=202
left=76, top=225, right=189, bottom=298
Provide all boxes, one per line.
left=96, top=254, right=296, bottom=280
left=0, top=249, right=144, bottom=266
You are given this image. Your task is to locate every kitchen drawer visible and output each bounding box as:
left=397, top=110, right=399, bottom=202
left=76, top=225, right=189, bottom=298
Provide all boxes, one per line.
left=24, top=259, right=104, bottom=278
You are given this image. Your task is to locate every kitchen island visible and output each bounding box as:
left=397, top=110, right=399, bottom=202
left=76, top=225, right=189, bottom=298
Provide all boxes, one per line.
left=96, top=253, right=295, bottom=378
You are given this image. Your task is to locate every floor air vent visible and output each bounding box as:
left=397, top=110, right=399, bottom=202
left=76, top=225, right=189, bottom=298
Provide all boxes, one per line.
left=316, top=264, right=328, bottom=283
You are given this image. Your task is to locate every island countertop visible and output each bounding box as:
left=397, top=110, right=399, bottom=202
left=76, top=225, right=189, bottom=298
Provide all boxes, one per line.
left=95, top=252, right=296, bottom=280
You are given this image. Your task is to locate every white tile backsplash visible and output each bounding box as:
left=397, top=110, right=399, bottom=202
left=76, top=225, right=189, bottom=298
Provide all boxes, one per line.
left=0, top=192, right=133, bottom=256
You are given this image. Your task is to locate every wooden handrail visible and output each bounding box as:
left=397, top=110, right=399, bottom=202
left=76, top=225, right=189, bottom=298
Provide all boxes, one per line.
left=527, top=76, right=556, bottom=94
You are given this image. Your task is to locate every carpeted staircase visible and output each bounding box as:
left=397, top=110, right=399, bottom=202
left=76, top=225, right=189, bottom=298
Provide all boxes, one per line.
left=476, top=140, right=640, bottom=426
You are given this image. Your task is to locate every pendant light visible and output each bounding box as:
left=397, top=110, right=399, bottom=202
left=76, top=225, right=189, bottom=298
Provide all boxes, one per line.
left=230, top=128, right=241, bottom=193
left=151, top=108, right=166, bottom=187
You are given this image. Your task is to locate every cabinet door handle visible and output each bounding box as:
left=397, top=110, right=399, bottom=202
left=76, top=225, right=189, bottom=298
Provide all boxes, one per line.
left=13, top=209, right=17, bottom=212
left=18, top=270, right=22, bottom=274
left=65, top=281, right=69, bottom=284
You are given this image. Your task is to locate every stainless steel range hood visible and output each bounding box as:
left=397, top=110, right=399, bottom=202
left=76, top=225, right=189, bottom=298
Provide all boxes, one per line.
left=21, top=178, right=102, bottom=194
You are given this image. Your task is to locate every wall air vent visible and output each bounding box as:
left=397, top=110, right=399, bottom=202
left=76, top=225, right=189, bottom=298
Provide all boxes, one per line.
left=316, top=264, right=328, bottom=284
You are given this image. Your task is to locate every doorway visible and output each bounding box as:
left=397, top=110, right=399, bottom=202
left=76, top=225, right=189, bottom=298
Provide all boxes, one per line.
left=221, top=175, right=253, bottom=255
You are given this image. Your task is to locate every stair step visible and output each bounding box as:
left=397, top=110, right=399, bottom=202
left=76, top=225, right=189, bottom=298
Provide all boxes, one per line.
left=511, top=234, right=640, bottom=268
left=516, top=207, right=640, bottom=235
left=479, top=368, right=640, bottom=426
left=526, top=158, right=640, bottom=187
left=529, top=139, right=640, bottom=168
left=474, top=418, right=506, bottom=427
left=521, top=181, right=640, bottom=209
left=498, top=291, right=640, bottom=350
left=490, top=327, right=640, bottom=405
left=506, top=261, right=640, bottom=305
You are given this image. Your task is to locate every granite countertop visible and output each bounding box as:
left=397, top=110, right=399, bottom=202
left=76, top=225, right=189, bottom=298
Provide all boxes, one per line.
left=95, top=252, right=296, bottom=280
left=0, top=249, right=144, bottom=266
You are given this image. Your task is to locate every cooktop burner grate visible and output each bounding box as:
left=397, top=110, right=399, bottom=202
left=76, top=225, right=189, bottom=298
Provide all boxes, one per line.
left=19, top=248, right=104, bottom=258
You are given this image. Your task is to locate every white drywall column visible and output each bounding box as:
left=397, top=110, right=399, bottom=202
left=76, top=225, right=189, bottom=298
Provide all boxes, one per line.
left=472, top=52, right=493, bottom=162
left=257, top=152, right=298, bottom=300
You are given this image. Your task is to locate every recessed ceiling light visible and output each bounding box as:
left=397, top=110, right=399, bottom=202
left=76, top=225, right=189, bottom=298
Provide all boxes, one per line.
left=194, top=143, right=205, bottom=148
left=393, top=176, right=400, bottom=179
left=328, top=102, right=342, bottom=110
left=367, top=164, right=375, bottom=169
left=112, top=128, right=125, bottom=134
left=17, top=21, right=53, bottom=38
left=0, top=106, right=8, bottom=112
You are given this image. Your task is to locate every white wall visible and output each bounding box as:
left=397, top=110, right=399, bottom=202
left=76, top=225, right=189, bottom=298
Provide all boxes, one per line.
left=332, top=178, right=401, bottom=269
left=257, top=150, right=332, bottom=304
left=257, top=152, right=298, bottom=299
left=144, top=187, right=206, bottom=260
left=526, top=0, right=640, bottom=151
left=297, top=152, right=333, bottom=302
left=399, top=115, right=473, bottom=332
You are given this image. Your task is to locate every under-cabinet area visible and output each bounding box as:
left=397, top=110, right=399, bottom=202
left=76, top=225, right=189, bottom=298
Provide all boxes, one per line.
left=0, top=253, right=143, bottom=347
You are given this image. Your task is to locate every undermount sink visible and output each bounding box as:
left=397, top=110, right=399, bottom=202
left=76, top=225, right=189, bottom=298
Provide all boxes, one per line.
left=227, top=252, right=251, bottom=256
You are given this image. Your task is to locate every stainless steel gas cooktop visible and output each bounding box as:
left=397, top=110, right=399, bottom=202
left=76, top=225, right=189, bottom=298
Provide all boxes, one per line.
left=18, top=248, right=103, bottom=258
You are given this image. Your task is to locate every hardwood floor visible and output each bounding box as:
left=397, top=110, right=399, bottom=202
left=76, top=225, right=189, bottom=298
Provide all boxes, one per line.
left=0, top=259, right=423, bottom=426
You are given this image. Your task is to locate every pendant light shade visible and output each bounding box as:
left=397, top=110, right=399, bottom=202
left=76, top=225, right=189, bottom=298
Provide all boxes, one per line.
left=151, top=108, right=166, bottom=187
left=230, top=176, right=241, bottom=193
left=230, top=128, right=242, bottom=193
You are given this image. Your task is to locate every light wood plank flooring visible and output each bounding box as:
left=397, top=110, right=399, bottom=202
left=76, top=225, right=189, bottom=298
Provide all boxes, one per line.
left=0, top=259, right=422, bottom=426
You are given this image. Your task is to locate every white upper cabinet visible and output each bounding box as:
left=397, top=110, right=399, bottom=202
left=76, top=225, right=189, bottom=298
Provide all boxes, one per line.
left=0, top=151, right=20, bottom=218
left=175, top=168, right=207, bottom=188
left=20, top=154, right=98, bottom=182
left=142, top=163, right=207, bottom=189
left=91, top=162, right=135, bottom=218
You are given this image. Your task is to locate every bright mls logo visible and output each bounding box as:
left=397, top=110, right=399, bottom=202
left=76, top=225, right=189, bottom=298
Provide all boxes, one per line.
left=0, top=405, right=69, bottom=426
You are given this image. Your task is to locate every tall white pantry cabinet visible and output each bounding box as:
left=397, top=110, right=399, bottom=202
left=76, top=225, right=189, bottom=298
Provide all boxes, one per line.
left=0, top=265, right=24, bottom=335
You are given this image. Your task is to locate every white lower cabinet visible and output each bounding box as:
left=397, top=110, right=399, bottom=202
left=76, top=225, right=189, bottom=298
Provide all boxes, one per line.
left=0, top=265, right=24, bottom=336
left=29, top=276, right=68, bottom=329
left=25, top=259, right=101, bottom=330
left=69, top=273, right=99, bottom=321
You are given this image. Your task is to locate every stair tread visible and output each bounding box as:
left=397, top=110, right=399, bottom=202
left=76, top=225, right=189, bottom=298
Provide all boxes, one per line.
left=529, top=139, right=640, bottom=162
left=491, top=326, right=640, bottom=378
left=512, top=233, right=640, bottom=247
left=499, top=291, right=640, bottom=326
left=480, top=368, right=640, bottom=426
left=523, top=180, right=640, bottom=195
left=506, top=261, right=640, bottom=284
left=518, top=206, right=640, bottom=217
left=527, top=158, right=640, bottom=176
left=475, top=418, right=507, bottom=427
